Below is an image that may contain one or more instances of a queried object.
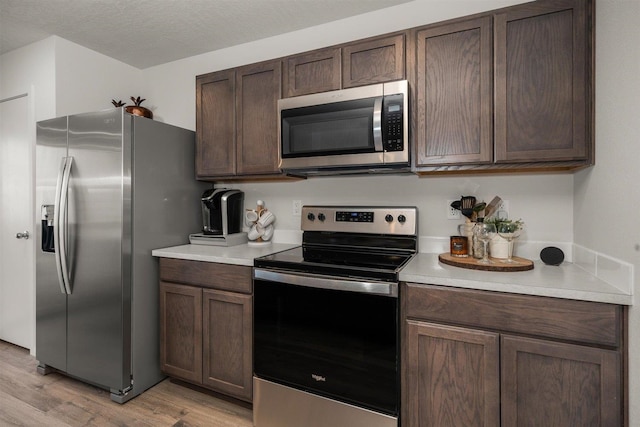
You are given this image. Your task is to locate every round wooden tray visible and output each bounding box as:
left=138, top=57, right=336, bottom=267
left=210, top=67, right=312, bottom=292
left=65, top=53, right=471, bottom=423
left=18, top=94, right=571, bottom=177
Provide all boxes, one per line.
left=438, top=253, right=534, bottom=272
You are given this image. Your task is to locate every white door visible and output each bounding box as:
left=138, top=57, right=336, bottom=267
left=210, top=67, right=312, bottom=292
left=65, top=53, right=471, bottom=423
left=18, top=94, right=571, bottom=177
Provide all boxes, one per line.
left=0, top=94, right=34, bottom=349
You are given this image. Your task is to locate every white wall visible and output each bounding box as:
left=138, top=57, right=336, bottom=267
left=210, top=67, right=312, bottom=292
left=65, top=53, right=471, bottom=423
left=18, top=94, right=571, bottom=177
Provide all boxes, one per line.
left=574, top=0, right=640, bottom=421
left=53, top=37, right=142, bottom=117
left=0, top=37, right=56, bottom=121
left=223, top=174, right=573, bottom=259
left=0, top=36, right=142, bottom=120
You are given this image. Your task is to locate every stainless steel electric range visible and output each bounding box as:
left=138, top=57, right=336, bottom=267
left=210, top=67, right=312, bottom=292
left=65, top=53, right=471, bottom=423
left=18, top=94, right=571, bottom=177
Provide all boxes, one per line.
left=253, top=205, right=418, bottom=427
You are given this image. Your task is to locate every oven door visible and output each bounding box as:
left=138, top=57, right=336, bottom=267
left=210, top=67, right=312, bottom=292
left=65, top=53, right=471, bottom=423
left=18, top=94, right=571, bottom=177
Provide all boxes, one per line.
left=253, top=269, right=399, bottom=416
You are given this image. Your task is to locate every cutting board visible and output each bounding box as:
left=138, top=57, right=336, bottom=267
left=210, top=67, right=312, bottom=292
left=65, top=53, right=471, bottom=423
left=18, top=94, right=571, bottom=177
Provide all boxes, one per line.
left=438, top=253, right=534, bottom=272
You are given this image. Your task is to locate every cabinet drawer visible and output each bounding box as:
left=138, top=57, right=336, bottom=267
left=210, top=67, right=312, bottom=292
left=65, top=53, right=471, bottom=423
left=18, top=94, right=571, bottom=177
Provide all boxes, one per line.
left=160, top=258, right=252, bottom=294
left=404, top=283, right=621, bottom=347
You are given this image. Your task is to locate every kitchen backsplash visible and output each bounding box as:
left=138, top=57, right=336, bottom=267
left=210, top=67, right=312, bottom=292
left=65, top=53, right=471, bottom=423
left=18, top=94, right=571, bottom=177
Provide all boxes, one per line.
left=216, top=173, right=632, bottom=293
left=223, top=173, right=575, bottom=243
left=573, top=244, right=634, bottom=294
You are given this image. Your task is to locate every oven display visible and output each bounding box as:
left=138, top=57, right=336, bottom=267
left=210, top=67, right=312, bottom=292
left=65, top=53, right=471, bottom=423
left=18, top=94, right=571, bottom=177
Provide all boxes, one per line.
left=335, top=211, right=374, bottom=222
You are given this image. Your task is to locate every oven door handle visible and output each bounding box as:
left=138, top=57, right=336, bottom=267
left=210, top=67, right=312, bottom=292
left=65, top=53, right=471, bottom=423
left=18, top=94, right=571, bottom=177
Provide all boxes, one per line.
left=254, top=268, right=398, bottom=297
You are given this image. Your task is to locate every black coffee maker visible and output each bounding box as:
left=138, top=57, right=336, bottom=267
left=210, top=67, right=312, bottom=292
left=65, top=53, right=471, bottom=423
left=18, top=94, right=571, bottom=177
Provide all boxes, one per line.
left=201, top=188, right=244, bottom=235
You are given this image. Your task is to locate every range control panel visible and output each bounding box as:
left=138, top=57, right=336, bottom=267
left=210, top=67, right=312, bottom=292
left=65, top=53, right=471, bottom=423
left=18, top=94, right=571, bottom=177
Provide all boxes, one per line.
left=301, top=206, right=417, bottom=236
left=335, top=211, right=375, bottom=223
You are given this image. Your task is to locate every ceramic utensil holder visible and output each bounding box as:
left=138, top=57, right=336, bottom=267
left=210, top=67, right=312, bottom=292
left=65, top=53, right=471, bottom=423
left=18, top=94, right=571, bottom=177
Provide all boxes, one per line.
left=489, top=234, right=510, bottom=259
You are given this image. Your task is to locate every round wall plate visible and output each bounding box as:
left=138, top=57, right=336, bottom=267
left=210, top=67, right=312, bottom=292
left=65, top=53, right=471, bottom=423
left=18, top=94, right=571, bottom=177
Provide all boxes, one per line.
left=540, top=246, right=564, bottom=265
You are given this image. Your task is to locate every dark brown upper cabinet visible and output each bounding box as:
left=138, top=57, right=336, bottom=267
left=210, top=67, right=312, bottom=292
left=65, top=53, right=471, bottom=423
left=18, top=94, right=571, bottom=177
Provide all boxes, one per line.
left=235, top=61, right=282, bottom=176
left=196, top=60, right=282, bottom=180
left=196, top=0, right=593, bottom=179
left=414, top=16, right=493, bottom=167
left=283, top=33, right=406, bottom=98
left=283, top=47, right=341, bottom=97
left=494, top=0, right=591, bottom=164
left=413, top=0, right=593, bottom=173
left=342, top=34, right=405, bottom=88
left=196, top=69, right=235, bottom=177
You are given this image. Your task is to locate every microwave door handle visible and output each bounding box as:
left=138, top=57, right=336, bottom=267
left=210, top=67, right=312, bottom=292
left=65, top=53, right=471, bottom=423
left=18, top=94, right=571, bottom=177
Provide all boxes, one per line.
left=373, top=97, right=383, bottom=152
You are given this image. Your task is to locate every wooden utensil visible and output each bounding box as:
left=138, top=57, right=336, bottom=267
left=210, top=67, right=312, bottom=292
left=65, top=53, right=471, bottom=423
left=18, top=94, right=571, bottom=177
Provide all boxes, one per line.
left=484, top=196, right=502, bottom=219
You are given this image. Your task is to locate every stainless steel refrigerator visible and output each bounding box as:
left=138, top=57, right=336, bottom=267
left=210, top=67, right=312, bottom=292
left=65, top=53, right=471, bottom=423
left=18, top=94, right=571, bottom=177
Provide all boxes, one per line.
left=35, top=109, right=205, bottom=403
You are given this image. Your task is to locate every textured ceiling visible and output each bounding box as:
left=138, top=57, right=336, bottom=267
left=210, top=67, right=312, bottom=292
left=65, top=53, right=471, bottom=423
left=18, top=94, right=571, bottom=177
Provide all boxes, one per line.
left=0, top=0, right=411, bottom=69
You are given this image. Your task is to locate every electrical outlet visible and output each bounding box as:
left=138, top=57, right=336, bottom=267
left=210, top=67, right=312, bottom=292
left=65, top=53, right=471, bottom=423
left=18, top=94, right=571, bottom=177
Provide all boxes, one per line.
left=292, top=200, right=302, bottom=216
left=447, top=200, right=461, bottom=220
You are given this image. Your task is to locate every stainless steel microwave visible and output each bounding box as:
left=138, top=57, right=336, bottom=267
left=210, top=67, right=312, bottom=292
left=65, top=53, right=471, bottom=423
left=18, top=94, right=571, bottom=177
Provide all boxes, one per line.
left=278, top=80, right=409, bottom=175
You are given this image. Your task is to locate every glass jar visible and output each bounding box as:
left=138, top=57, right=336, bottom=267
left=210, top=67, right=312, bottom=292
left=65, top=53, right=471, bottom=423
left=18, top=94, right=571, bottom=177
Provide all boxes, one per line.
left=472, top=219, right=485, bottom=259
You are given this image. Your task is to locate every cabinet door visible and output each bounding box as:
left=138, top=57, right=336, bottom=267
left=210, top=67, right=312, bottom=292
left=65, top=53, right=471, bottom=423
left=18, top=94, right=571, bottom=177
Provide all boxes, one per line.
left=196, top=70, right=236, bottom=177
left=342, top=34, right=405, bottom=88
left=501, top=335, right=620, bottom=426
left=203, top=289, right=253, bottom=402
left=494, top=0, right=590, bottom=163
left=404, top=320, right=500, bottom=427
left=283, top=47, right=341, bottom=97
left=236, top=60, right=282, bottom=175
left=159, top=282, right=202, bottom=383
left=415, top=17, right=493, bottom=167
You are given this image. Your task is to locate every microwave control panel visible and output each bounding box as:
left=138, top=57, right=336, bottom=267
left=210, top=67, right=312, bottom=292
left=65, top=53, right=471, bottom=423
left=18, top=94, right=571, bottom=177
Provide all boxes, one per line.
left=383, top=94, right=404, bottom=152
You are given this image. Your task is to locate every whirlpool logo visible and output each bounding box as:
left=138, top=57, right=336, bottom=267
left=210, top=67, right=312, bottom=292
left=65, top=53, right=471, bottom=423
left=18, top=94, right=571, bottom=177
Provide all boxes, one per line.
left=311, top=374, right=326, bottom=382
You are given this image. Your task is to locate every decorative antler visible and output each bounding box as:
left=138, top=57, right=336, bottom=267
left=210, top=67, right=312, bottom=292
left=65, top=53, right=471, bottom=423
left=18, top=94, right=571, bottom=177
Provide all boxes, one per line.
left=130, top=96, right=146, bottom=106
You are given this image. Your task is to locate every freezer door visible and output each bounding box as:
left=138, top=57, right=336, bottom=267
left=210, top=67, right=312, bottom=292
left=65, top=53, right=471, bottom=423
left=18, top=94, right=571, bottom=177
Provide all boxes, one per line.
left=35, top=117, right=69, bottom=371
left=66, top=109, right=131, bottom=391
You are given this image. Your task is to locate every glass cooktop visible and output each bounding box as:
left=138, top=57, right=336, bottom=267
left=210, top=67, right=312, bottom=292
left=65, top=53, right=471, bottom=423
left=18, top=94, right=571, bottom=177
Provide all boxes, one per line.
left=254, top=244, right=414, bottom=282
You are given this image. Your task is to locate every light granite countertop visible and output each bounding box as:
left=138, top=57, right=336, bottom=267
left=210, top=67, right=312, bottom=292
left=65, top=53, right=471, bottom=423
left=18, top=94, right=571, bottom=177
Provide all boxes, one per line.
left=401, top=253, right=633, bottom=305
left=152, top=244, right=633, bottom=305
left=151, top=243, right=298, bottom=267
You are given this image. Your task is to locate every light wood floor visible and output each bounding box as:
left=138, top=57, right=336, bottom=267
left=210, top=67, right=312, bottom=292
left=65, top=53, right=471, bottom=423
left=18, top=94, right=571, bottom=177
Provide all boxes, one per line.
left=0, top=340, right=253, bottom=426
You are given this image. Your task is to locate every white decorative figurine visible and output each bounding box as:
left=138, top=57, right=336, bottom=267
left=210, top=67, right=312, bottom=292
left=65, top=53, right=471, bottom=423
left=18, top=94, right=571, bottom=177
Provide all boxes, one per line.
left=245, top=200, right=275, bottom=246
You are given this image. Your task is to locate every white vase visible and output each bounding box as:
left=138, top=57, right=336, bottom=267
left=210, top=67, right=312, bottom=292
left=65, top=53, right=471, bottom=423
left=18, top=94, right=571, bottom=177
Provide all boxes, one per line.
left=489, top=234, right=510, bottom=259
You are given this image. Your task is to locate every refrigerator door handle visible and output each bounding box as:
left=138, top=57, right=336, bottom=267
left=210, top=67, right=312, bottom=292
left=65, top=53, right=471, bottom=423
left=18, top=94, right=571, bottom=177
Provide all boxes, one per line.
left=53, top=156, right=73, bottom=295
left=59, top=156, right=73, bottom=294
left=53, top=158, right=67, bottom=294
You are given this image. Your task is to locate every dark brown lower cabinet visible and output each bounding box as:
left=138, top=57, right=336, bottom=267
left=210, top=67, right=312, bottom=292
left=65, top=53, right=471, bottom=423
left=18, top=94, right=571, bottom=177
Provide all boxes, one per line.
left=159, top=282, right=203, bottom=383
left=402, top=283, right=625, bottom=427
left=159, top=258, right=253, bottom=402
left=404, top=320, right=499, bottom=427
left=501, top=335, right=620, bottom=427
left=202, top=289, right=252, bottom=400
